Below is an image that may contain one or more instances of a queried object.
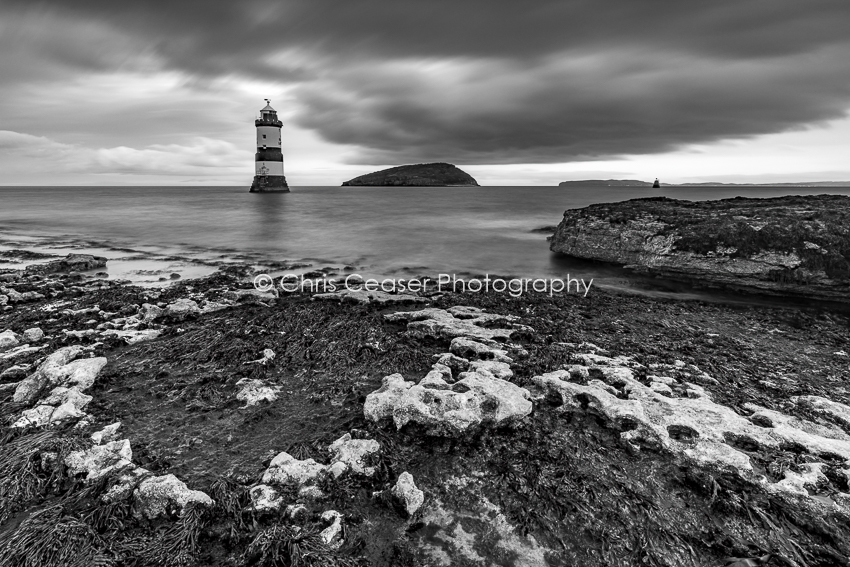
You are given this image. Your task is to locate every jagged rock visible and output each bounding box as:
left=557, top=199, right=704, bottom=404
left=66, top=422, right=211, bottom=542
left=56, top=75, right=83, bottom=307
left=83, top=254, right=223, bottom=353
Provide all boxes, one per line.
left=163, top=298, right=201, bottom=321
left=364, top=368, right=532, bottom=436
left=327, top=433, right=380, bottom=477
left=319, top=510, right=344, bottom=546
left=468, top=360, right=513, bottom=380
left=133, top=474, right=214, bottom=519
left=385, top=307, right=528, bottom=342
left=0, top=329, right=20, bottom=351
left=91, top=422, right=122, bottom=444
left=65, top=439, right=134, bottom=481
left=139, top=303, right=164, bottom=323
left=27, top=253, right=108, bottom=274
left=22, top=327, right=44, bottom=342
left=13, top=346, right=107, bottom=403
left=249, top=484, right=284, bottom=512
left=261, top=451, right=328, bottom=487
left=533, top=353, right=850, bottom=501
left=390, top=472, right=424, bottom=517
left=341, top=163, right=479, bottom=187
left=236, top=378, right=281, bottom=406
left=13, top=405, right=56, bottom=428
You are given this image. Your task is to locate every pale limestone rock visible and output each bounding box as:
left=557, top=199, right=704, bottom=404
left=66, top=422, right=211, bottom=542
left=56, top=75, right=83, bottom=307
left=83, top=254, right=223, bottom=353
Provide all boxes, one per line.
left=103, top=466, right=150, bottom=502
left=249, top=484, right=284, bottom=512
left=767, top=463, right=829, bottom=497
left=134, top=474, right=214, bottom=519
left=22, top=327, right=44, bottom=342
left=468, top=360, right=513, bottom=380
left=0, top=329, right=19, bottom=352
left=139, top=303, right=164, bottom=322
left=91, top=422, right=122, bottom=444
left=449, top=337, right=512, bottom=362
left=164, top=298, right=201, bottom=320
left=391, top=472, right=424, bottom=517
left=328, top=433, right=380, bottom=477
left=319, top=510, right=344, bottom=547
left=245, top=349, right=276, bottom=365
left=235, top=378, right=281, bottom=406
left=433, top=353, right=470, bottom=374
left=49, top=401, right=87, bottom=423
left=365, top=368, right=531, bottom=437
left=0, top=344, right=45, bottom=361
left=13, top=346, right=107, bottom=403
left=101, top=329, right=162, bottom=344
left=13, top=405, right=55, bottom=428
left=39, top=386, right=92, bottom=409
left=261, top=451, right=327, bottom=487
left=385, top=307, right=527, bottom=342
left=313, top=288, right=429, bottom=305
left=533, top=354, right=850, bottom=501
left=65, top=439, right=134, bottom=481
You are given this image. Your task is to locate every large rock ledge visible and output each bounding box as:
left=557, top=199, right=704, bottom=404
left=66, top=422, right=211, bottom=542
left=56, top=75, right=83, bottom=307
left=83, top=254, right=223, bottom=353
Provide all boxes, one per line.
left=548, top=195, right=850, bottom=301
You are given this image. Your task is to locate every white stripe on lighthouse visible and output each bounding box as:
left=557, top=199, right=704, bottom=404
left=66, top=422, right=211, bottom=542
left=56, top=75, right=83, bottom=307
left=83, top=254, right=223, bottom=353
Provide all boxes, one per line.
left=256, top=126, right=282, bottom=148
left=256, top=161, right=285, bottom=175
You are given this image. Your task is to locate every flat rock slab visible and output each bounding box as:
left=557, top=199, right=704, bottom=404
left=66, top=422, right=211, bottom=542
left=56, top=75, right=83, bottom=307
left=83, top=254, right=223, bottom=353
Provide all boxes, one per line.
left=385, top=306, right=530, bottom=342
left=533, top=352, right=850, bottom=504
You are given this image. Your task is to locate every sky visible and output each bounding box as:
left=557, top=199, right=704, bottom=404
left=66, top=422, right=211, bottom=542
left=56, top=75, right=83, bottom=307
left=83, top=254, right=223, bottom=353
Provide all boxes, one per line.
left=1, top=0, right=849, bottom=186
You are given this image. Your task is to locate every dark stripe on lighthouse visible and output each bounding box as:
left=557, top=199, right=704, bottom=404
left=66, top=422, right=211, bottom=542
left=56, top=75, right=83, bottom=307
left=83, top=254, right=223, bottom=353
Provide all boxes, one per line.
left=255, top=148, right=283, bottom=161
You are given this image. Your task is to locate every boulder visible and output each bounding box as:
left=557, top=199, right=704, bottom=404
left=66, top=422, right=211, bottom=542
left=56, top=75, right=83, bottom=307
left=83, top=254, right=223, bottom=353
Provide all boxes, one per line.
left=390, top=472, right=424, bottom=517
left=261, top=451, right=328, bottom=487
left=22, top=327, right=44, bottom=342
left=235, top=378, right=281, bottom=406
left=327, top=433, right=380, bottom=477
left=0, top=329, right=20, bottom=351
left=133, top=474, right=214, bottom=519
left=101, top=329, right=162, bottom=344
left=13, top=346, right=107, bottom=403
left=163, top=298, right=201, bottom=321
left=65, top=439, right=134, bottom=481
left=249, top=484, right=284, bottom=512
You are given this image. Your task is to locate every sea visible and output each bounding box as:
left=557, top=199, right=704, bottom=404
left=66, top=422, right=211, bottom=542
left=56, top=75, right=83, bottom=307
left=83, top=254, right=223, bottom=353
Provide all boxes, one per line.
left=2, top=185, right=849, bottom=304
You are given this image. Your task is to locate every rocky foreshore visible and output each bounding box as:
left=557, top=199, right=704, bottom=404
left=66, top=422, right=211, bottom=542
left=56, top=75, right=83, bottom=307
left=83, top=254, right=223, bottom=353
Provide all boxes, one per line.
left=549, top=194, right=850, bottom=302
left=2, top=252, right=850, bottom=566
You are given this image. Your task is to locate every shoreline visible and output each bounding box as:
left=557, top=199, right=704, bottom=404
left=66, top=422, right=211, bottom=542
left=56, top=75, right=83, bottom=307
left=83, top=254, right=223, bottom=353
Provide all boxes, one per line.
left=2, top=254, right=850, bottom=565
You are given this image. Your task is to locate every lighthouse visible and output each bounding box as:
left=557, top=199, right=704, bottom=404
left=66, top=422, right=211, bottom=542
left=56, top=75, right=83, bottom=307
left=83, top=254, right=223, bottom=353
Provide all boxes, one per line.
left=249, top=99, right=289, bottom=192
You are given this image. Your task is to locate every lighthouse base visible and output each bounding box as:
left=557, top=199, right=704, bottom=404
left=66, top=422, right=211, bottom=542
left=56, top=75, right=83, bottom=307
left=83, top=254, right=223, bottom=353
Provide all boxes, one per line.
left=249, top=175, right=290, bottom=193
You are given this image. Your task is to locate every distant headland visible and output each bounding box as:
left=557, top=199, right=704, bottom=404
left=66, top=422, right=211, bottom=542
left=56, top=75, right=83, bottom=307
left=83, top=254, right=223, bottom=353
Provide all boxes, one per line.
left=341, top=163, right=479, bottom=187
left=559, top=179, right=850, bottom=188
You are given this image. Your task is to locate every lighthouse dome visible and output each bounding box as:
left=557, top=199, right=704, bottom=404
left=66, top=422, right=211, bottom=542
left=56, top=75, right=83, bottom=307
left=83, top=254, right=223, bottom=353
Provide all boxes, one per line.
left=261, top=103, right=275, bottom=112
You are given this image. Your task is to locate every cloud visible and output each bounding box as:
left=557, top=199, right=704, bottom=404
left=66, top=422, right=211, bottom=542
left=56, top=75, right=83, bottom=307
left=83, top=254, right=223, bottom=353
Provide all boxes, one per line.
left=2, top=0, right=850, bottom=167
left=0, top=130, right=250, bottom=182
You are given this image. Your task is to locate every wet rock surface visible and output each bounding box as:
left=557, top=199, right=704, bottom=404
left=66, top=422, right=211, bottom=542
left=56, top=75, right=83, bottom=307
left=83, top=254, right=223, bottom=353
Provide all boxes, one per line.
left=2, top=253, right=850, bottom=566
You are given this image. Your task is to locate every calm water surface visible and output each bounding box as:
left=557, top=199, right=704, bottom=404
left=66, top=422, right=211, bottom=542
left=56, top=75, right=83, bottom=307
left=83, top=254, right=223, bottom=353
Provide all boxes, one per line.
left=2, top=185, right=849, bottom=298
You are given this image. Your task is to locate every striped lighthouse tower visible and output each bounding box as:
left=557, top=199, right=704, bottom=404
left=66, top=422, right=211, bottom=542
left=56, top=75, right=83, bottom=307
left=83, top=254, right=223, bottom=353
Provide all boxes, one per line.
left=249, top=99, right=289, bottom=192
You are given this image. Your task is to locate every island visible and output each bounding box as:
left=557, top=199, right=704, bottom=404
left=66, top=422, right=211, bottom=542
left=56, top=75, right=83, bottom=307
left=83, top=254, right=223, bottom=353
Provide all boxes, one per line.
left=341, top=163, right=479, bottom=187
left=549, top=194, right=850, bottom=301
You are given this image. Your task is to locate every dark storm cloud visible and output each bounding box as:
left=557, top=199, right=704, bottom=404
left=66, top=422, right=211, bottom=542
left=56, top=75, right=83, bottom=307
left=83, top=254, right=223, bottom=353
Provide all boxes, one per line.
left=3, top=0, right=850, bottom=163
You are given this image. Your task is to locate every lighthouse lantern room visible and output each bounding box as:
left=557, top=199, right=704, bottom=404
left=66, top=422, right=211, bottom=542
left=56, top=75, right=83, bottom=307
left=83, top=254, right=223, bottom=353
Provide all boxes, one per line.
left=249, top=99, right=289, bottom=192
